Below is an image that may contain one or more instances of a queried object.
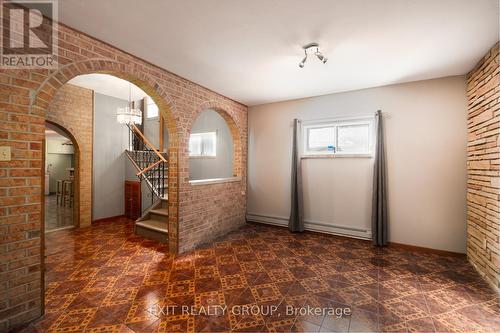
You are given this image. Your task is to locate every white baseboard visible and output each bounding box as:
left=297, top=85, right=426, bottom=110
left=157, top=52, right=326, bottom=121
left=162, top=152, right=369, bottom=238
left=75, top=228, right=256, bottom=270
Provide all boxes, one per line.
left=246, top=213, right=372, bottom=240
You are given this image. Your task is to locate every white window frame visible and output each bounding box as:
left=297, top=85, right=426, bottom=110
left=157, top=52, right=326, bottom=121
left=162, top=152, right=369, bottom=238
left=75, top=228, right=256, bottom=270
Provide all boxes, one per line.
left=189, top=131, right=217, bottom=158
left=302, top=116, right=375, bottom=157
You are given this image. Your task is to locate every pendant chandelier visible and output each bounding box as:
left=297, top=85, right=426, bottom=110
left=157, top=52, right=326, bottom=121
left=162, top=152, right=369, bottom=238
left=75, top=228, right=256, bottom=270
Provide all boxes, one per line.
left=116, top=82, right=142, bottom=125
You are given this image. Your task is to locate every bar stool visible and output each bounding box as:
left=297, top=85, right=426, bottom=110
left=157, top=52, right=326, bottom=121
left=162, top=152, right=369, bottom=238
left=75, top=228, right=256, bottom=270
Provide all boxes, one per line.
left=67, top=168, right=75, bottom=180
left=56, top=180, right=64, bottom=206
left=62, top=180, right=74, bottom=208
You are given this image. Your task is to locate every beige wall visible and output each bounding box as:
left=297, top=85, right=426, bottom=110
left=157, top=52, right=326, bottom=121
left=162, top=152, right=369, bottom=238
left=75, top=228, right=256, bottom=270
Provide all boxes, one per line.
left=248, top=75, right=468, bottom=253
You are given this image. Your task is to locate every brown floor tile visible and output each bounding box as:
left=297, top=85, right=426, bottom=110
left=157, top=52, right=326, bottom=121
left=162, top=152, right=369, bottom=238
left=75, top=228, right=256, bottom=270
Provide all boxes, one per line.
left=349, top=308, right=380, bottom=332
left=67, top=291, right=106, bottom=310
left=195, top=277, right=222, bottom=294
left=195, top=313, right=231, bottom=332
left=157, top=316, right=195, bottom=333
left=406, top=316, right=435, bottom=332
left=86, top=303, right=132, bottom=329
left=224, top=287, right=257, bottom=307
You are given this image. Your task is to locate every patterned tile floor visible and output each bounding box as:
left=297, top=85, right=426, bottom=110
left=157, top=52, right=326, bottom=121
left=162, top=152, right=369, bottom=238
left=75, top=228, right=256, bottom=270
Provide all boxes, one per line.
left=21, top=218, right=499, bottom=332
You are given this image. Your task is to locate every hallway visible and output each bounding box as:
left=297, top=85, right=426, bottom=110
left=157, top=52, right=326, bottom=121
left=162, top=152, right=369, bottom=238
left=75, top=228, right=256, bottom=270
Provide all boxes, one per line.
left=21, top=218, right=500, bottom=332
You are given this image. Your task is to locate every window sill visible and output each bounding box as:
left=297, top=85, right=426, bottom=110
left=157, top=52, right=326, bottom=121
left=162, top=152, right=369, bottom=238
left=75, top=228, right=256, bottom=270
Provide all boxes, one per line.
left=301, top=153, right=373, bottom=159
left=189, top=177, right=241, bottom=186
left=189, top=156, right=217, bottom=159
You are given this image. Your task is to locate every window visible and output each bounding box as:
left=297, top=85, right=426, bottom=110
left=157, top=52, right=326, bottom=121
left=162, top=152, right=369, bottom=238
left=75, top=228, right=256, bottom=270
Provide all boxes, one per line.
left=189, top=132, right=216, bottom=157
left=146, top=96, right=159, bottom=119
left=303, top=117, right=373, bottom=156
left=337, top=124, right=371, bottom=153
left=307, top=126, right=335, bottom=152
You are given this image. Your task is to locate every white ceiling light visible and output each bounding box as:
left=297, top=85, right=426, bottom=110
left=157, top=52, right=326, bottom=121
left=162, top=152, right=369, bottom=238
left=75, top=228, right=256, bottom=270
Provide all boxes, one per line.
left=116, top=82, right=142, bottom=125
left=299, top=43, right=328, bottom=68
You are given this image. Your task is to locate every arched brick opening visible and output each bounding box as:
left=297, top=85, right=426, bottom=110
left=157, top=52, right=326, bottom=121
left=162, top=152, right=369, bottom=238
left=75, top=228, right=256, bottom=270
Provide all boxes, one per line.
left=44, top=120, right=80, bottom=228
left=32, top=59, right=180, bottom=255
left=189, top=101, right=243, bottom=178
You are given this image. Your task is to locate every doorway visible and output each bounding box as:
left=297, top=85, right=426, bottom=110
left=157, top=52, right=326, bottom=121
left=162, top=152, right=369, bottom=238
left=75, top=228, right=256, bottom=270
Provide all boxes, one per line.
left=44, top=122, right=78, bottom=232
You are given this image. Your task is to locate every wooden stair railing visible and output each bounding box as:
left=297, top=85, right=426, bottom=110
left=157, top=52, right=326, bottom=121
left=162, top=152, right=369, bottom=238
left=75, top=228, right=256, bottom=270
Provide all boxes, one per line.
left=130, top=123, right=167, bottom=163
left=137, top=159, right=162, bottom=177
left=124, top=123, right=168, bottom=205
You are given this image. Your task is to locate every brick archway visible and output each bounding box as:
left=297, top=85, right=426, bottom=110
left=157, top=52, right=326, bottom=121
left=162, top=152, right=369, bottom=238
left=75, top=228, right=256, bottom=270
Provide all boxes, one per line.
left=1, top=20, right=247, bottom=328
left=32, top=58, right=180, bottom=254
left=44, top=120, right=80, bottom=228
left=190, top=100, right=244, bottom=178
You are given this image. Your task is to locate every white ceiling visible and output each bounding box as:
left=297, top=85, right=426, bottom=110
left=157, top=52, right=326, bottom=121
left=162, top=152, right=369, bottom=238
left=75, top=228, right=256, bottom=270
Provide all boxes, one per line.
left=58, top=0, right=499, bottom=106
left=68, top=74, right=149, bottom=101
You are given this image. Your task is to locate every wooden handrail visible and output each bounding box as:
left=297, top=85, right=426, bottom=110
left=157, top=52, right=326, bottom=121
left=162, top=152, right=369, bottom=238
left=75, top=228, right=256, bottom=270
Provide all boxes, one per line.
left=131, top=123, right=167, bottom=163
left=136, top=160, right=162, bottom=177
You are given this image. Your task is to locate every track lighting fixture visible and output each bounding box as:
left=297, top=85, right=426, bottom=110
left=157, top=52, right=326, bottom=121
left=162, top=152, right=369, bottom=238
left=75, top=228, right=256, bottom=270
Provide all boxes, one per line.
left=298, top=43, right=327, bottom=68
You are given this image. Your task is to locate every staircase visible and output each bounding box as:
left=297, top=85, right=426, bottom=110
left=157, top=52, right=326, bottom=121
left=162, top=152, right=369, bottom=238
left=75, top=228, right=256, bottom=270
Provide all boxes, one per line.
left=124, top=123, right=169, bottom=243
left=135, top=197, right=168, bottom=243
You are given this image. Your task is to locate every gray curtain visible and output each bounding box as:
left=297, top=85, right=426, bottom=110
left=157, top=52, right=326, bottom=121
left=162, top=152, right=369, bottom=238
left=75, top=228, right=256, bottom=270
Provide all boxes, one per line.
left=372, top=110, right=388, bottom=246
left=289, top=119, right=304, bottom=232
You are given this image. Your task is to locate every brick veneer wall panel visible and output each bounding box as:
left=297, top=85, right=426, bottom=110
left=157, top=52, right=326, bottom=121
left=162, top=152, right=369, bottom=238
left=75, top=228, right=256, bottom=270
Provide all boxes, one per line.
left=0, top=21, right=248, bottom=331
left=466, top=42, right=500, bottom=291
left=46, top=84, right=93, bottom=227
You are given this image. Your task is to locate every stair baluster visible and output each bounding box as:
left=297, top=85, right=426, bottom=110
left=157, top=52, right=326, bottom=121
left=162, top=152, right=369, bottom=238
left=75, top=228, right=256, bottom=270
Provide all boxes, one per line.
left=123, top=123, right=169, bottom=242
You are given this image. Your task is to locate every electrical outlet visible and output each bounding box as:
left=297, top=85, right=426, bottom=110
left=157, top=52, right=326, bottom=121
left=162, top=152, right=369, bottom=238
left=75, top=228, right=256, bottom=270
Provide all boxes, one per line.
left=0, top=146, right=11, bottom=161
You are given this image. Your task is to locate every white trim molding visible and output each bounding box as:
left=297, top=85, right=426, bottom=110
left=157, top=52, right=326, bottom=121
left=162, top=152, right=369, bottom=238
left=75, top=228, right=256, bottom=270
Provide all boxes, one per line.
left=246, top=213, right=371, bottom=240
left=189, top=176, right=241, bottom=186
left=301, top=153, right=373, bottom=159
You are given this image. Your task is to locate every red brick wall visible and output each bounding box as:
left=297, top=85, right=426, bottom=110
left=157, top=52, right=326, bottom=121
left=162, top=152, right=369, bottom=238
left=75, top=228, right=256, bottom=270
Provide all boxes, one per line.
left=466, top=42, right=499, bottom=291
left=0, top=22, right=247, bottom=331
left=47, top=84, right=93, bottom=227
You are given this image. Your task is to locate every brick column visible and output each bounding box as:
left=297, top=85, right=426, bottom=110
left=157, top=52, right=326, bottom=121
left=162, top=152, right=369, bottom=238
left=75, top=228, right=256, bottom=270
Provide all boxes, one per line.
left=46, top=84, right=93, bottom=227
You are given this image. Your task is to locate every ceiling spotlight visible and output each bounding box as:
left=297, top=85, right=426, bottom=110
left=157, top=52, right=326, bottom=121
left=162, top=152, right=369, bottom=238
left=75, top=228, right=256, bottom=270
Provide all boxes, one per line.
left=299, top=55, right=307, bottom=68
left=315, top=51, right=328, bottom=64
left=298, top=42, right=327, bottom=68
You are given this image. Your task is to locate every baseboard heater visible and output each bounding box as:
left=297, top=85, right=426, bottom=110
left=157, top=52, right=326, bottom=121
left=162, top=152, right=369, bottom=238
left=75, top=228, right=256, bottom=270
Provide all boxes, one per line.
left=246, top=213, right=371, bottom=240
